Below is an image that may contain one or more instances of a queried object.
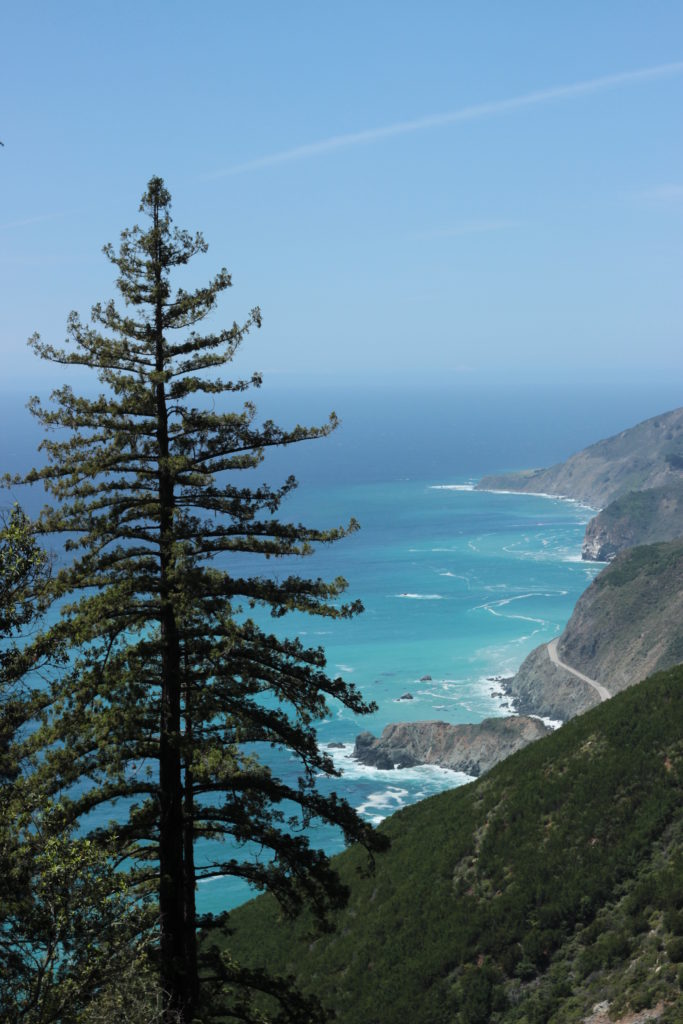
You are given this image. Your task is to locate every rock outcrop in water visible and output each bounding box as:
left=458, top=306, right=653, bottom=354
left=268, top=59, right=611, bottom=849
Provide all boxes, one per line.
left=353, top=715, right=550, bottom=777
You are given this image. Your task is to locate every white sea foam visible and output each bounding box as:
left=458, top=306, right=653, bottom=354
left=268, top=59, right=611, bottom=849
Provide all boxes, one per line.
left=532, top=714, right=563, bottom=730
left=477, top=488, right=599, bottom=512
left=429, top=483, right=475, bottom=491
left=395, top=593, right=444, bottom=600
left=335, top=663, right=355, bottom=673
left=474, top=591, right=566, bottom=611
left=326, top=744, right=474, bottom=794
left=439, top=572, right=471, bottom=588
left=481, top=606, right=548, bottom=628
left=356, top=787, right=409, bottom=823
left=419, top=689, right=462, bottom=702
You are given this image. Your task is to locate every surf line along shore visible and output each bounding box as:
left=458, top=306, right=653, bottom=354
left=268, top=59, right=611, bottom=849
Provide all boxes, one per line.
left=347, top=638, right=611, bottom=779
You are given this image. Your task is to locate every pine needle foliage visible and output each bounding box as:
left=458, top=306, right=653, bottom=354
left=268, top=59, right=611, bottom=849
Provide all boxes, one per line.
left=12, top=177, right=385, bottom=1023
left=0, top=509, right=156, bottom=1024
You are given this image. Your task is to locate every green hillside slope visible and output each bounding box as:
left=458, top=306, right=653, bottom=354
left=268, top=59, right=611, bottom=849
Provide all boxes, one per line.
left=217, top=670, right=683, bottom=1024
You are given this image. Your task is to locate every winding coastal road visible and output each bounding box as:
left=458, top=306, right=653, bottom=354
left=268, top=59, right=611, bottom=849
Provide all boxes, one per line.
left=547, top=638, right=611, bottom=703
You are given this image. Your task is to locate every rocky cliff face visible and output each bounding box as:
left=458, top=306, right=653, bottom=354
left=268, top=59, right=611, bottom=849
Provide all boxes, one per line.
left=504, top=539, right=683, bottom=721
left=477, top=407, right=683, bottom=509
left=503, top=645, right=600, bottom=721
left=353, top=715, right=550, bottom=777
left=582, top=482, right=683, bottom=561
left=582, top=517, right=634, bottom=562
left=557, top=540, right=683, bottom=689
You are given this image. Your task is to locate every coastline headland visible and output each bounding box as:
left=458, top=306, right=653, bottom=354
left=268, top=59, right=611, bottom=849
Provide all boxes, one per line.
left=353, top=715, right=550, bottom=777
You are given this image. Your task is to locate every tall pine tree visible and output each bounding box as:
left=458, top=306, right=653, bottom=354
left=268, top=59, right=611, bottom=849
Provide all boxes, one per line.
left=16, top=178, right=386, bottom=1023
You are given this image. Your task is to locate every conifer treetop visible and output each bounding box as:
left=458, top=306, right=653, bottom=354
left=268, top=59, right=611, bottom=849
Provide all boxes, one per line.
left=6, top=176, right=386, bottom=1023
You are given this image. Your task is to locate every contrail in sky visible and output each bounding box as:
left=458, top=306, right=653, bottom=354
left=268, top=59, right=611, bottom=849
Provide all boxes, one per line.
left=0, top=211, right=69, bottom=231
left=206, top=62, right=683, bottom=178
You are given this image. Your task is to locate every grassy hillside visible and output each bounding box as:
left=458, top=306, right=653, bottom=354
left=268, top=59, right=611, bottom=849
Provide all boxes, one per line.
left=476, top=407, right=683, bottom=508
left=215, top=669, right=683, bottom=1024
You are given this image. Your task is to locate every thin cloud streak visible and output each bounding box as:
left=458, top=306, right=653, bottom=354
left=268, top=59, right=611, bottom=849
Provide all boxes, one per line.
left=206, top=62, right=683, bottom=179
left=0, top=211, right=70, bottom=232
left=633, top=183, right=683, bottom=203
left=412, top=219, right=522, bottom=240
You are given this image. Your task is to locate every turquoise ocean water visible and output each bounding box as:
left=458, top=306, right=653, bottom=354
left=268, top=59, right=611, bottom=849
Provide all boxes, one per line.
left=4, top=382, right=679, bottom=914
left=196, top=476, right=601, bottom=913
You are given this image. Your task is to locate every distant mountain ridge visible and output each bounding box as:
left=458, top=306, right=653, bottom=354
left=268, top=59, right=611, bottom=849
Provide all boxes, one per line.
left=477, top=406, right=683, bottom=509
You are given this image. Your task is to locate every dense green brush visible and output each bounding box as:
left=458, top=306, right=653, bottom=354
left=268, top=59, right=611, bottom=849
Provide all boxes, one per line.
left=218, top=667, right=683, bottom=1024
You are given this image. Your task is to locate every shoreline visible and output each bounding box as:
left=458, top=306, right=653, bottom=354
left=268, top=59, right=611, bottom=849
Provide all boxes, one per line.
left=474, top=485, right=600, bottom=514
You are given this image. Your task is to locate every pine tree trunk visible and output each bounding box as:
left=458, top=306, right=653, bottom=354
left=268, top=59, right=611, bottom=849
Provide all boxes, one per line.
left=158, top=584, right=186, bottom=1020
left=153, top=204, right=188, bottom=1020
left=183, top=751, right=199, bottom=1017
left=183, top=661, right=199, bottom=1017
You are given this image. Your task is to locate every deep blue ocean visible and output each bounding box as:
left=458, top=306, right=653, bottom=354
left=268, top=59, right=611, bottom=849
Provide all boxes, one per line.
left=1, top=378, right=679, bottom=912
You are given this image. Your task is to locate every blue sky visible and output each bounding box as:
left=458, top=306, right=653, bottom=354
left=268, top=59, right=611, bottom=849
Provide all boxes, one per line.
left=1, top=1, right=682, bottom=391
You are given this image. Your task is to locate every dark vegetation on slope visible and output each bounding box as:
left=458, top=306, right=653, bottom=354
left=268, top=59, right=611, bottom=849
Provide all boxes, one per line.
left=218, top=669, right=683, bottom=1024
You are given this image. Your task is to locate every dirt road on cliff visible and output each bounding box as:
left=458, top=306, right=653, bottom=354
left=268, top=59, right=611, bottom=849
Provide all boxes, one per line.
left=547, top=638, right=611, bottom=702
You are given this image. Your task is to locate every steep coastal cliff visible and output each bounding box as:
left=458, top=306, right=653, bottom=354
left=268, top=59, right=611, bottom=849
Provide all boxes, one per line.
left=505, top=539, right=683, bottom=720
left=502, top=644, right=600, bottom=721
